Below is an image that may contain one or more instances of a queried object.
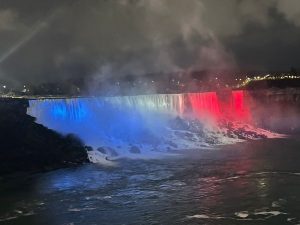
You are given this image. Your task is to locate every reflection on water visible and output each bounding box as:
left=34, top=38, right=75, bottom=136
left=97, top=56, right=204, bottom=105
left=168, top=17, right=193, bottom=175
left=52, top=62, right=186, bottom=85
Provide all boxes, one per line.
left=1, top=137, right=300, bottom=225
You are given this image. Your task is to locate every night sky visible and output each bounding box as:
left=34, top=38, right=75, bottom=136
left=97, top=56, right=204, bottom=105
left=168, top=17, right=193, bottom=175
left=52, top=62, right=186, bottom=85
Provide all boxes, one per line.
left=0, top=0, right=300, bottom=84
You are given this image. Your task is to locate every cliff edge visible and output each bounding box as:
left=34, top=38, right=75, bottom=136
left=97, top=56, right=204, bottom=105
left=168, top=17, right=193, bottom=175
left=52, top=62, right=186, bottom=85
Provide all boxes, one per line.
left=0, top=98, right=88, bottom=175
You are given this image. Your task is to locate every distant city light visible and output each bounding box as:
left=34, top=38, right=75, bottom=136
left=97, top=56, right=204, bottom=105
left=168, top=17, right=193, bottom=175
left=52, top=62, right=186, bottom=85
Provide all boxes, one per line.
left=237, top=73, right=300, bottom=88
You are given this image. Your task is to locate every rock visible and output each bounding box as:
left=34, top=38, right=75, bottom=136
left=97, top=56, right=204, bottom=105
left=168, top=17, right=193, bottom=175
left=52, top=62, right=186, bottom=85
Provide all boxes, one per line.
left=97, top=147, right=118, bottom=157
left=97, top=147, right=107, bottom=154
left=85, top=146, right=93, bottom=152
left=167, top=141, right=178, bottom=148
left=184, top=132, right=194, bottom=138
left=129, top=146, right=141, bottom=154
left=0, top=98, right=88, bottom=176
left=168, top=116, right=190, bottom=130
left=106, top=147, right=119, bottom=157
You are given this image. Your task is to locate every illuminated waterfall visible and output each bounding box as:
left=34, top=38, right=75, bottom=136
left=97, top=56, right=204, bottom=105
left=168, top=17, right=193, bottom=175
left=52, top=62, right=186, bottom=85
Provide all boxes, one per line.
left=27, top=94, right=186, bottom=150
left=27, top=91, right=252, bottom=157
left=104, top=94, right=185, bottom=116
left=230, top=90, right=251, bottom=121
left=187, top=92, right=221, bottom=120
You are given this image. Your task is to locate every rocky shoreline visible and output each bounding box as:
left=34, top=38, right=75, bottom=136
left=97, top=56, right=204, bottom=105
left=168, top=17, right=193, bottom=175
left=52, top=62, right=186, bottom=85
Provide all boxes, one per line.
left=0, top=98, right=88, bottom=176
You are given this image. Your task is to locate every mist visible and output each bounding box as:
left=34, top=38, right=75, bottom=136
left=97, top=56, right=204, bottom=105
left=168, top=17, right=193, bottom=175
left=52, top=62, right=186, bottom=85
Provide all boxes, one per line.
left=0, top=0, right=300, bottom=85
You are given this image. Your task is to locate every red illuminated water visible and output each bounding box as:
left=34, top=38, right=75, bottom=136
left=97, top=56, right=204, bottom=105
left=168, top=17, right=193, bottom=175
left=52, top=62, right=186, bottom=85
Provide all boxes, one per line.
left=187, top=90, right=251, bottom=122
left=230, top=90, right=251, bottom=121
left=188, top=92, right=221, bottom=120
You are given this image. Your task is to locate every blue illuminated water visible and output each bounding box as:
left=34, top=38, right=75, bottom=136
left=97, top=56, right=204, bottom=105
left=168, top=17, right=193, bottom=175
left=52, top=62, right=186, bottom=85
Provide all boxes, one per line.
left=27, top=95, right=186, bottom=154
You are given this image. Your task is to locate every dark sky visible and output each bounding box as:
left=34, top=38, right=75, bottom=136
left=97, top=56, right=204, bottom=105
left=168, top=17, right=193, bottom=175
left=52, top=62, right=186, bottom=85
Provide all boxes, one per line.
left=0, top=0, right=300, bottom=84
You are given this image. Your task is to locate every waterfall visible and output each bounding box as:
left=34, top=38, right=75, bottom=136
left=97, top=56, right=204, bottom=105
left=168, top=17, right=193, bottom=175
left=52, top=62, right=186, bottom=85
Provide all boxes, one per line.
left=230, top=90, right=251, bottom=121
left=104, top=94, right=185, bottom=116
left=27, top=95, right=186, bottom=150
left=187, top=92, right=221, bottom=120
left=27, top=91, right=256, bottom=159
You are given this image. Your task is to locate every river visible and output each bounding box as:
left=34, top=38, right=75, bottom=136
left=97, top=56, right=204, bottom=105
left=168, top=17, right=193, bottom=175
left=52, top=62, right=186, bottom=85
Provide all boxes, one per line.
left=1, top=137, right=300, bottom=225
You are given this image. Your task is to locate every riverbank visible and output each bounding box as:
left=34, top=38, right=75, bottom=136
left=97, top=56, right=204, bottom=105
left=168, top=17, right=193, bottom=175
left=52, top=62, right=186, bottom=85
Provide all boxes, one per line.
left=0, top=98, right=88, bottom=176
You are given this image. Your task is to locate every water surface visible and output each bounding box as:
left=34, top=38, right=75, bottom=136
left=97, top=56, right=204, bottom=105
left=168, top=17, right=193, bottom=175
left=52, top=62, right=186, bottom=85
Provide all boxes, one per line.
left=1, top=137, right=300, bottom=225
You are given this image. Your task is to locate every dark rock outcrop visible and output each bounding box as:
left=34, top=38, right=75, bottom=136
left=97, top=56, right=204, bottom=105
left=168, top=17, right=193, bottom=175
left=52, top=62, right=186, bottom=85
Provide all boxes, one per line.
left=129, top=146, right=141, bottom=154
left=0, top=98, right=88, bottom=175
left=246, top=88, right=300, bottom=133
left=97, top=147, right=119, bottom=157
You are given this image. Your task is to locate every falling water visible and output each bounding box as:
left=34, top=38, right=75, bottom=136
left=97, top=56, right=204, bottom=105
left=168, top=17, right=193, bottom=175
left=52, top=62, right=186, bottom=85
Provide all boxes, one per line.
left=230, top=90, right=251, bottom=121
left=28, top=94, right=187, bottom=150
left=27, top=91, right=256, bottom=158
left=187, top=92, right=221, bottom=120
left=104, top=94, right=185, bottom=116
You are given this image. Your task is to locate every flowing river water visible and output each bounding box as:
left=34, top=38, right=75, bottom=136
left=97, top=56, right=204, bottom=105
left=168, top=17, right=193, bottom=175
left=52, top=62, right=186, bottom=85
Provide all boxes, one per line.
left=0, top=136, right=300, bottom=225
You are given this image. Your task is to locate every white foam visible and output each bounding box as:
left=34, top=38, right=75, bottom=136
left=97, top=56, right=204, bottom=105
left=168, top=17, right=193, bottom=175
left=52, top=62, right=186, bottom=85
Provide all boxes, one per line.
left=186, top=214, right=224, bottom=219
left=87, top=150, right=117, bottom=166
left=187, top=214, right=210, bottom=219
left=235, top=211, right=249, bottom=218
left=0, top=216, right=18, bottom=222
left=254, top=211, right=286, bottom=216
left=68, top=207, right=96, bottom=212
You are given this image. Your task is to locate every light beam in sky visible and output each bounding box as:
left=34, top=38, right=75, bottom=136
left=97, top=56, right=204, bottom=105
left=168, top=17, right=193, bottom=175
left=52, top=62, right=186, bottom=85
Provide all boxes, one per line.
left=0, top=8, right=63, bottom=65
left=0, top=22, right=47, bottom=64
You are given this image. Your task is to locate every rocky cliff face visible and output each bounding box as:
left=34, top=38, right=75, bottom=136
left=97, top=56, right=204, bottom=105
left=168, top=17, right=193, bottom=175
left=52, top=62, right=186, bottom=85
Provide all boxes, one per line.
left=0, top=98, right=88, bottom=175
left=246, top=88, right=300, bottom=133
